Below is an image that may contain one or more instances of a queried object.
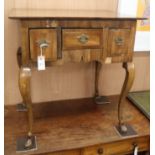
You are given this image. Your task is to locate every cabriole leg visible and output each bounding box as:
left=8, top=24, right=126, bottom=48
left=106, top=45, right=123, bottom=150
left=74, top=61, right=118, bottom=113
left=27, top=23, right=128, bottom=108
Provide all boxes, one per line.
left=18, top=67, right=35, bottom=149
left=95, top=61, right=101, bottom=97
left=94, top=61, right=110, bottom=104
left=16, top=47, right=27, bottom=111
left=117, top=62, right=135, bottom=134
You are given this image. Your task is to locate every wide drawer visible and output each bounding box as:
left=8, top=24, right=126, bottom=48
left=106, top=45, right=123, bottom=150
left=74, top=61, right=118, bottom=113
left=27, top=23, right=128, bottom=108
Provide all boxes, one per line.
left=82, top=136, right=149, bottom=155
left=62, top=29, right=103, bottom=50
left=29, top=28, right=57, bottom=61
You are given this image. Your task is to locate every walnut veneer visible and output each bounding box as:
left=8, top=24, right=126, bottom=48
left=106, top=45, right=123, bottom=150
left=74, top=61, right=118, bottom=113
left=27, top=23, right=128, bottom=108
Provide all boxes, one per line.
left=9, top=9, right=146, bottom=153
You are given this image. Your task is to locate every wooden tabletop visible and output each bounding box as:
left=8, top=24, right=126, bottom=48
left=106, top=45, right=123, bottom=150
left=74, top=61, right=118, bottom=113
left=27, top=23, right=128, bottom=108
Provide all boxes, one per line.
left=5, top=96, right=149, bottom=155
left=9, top=9, right=146, bottom=20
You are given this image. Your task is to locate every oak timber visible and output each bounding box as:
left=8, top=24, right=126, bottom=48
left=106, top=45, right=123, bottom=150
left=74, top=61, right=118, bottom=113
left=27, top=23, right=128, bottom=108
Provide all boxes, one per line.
left=5, top=96, right=149, bottom=155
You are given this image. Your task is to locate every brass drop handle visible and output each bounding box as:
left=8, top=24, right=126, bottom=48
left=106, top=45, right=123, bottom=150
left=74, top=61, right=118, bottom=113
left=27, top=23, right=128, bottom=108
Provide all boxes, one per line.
left=97, top=148, right=104, bottom=155
left=37, top=39, right=50, bottom=48
left=115, top=37, right=124, bottom=45
left=77, top=34, right=89, bottom=44
left=39, top=42, right=49, bottom=48
left=133, top=144, right=139, bottom=155
left=36, top=39, right=50, bottom=56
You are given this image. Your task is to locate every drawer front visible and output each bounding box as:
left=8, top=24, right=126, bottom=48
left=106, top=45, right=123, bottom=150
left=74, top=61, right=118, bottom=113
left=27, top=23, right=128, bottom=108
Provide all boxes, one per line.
left=29, top=29, right=57, bottom=61
left=62, top=29, right=103, bottom=50
left=82, top=136, right=149, bottom=155
left=108, top=29, right=131, bottom=57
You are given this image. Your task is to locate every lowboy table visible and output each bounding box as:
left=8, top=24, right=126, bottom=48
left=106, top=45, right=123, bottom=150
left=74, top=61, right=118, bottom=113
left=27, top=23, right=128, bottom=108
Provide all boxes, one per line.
left=9, top=9, right=146, bottom=151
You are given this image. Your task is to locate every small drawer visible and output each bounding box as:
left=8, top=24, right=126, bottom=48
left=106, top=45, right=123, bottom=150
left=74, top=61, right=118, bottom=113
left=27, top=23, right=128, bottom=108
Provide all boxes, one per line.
left=108, top=29, right=131, bottom=57
left=29, top=28, right=57, bottom=61
left=62, top=29, right=103, bottom=50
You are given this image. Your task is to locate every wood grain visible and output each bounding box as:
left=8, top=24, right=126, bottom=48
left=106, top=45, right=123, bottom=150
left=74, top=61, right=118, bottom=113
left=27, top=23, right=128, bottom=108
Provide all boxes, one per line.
left=20, top=19, right=135, bottom=28
left=19, top=67, right=33, bottom=137
left=94, top=61, right=102, bottom=96
left=19, top=19, right=137, bottom=65
left=118, top=62, right=135, bottom=128
left=18, top=19, right=137, bottom=132
left=5, top=0, right=149, bottom=106
left=43, top=150, right=81, bottom=155
left=108, top=28, right=131, bottom=57
left=9, top=9, right=146, bottom=20
left=62, top=29, right=103, bottom=50
left=21, top=26, right=30, bottom=65
left=29, top=28, right=57, bottom=61
left=82, top=136, right=149, bottom=155
left=4, top=96, right=150, bottom=155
